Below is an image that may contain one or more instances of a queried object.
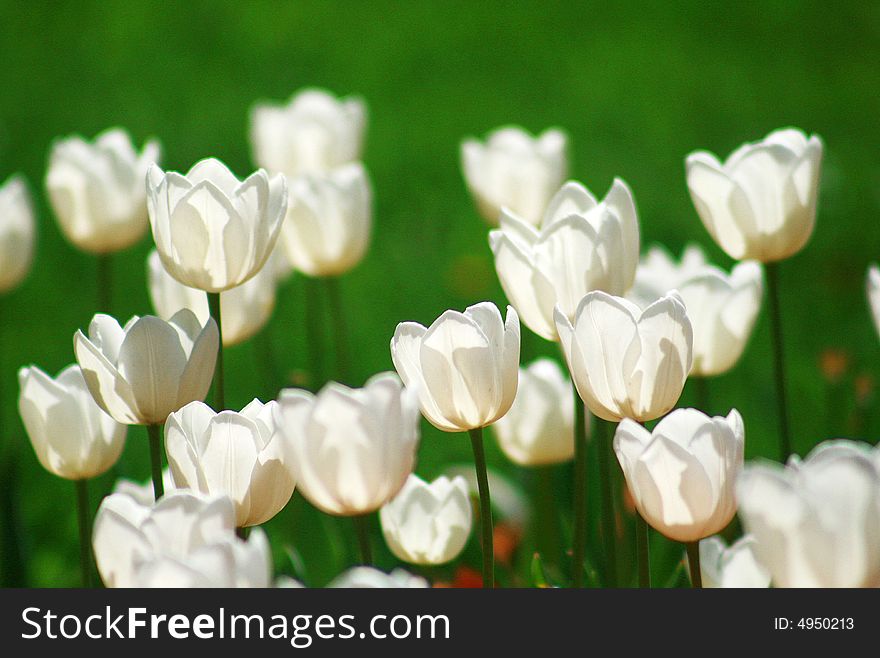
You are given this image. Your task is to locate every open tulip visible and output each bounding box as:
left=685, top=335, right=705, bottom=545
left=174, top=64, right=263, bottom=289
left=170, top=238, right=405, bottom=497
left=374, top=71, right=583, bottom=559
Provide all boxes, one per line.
left=165, top=399, right=295, bottom=527
left=614, top=408, right=744, bottom=542
left=146, top=158, right=287, bottom=293
left=0, top=175, right=36, bottom=293
left=698, top=535, right=770, bottom=588
left=73, top=310, right=218, bottom=425
left=45, top=128, right=159, bottom=254
left=686, top=128, right=823, bottom=262
left=737, top=439, right=880, bottom=588
left=556, top=291, right=693, bottom=422
left=250, top=88, right=366, bottom=177
left=328, top=566, right=428, bottom=589
left=867, top=264, right=880, bottom=338
left=379, top=474, right=472, bottom=565
left=274, top=373, right=419, bottom=516
left=113, top=469, right=175, bottom=506
left=461, top=126, right=567, bottom=226
left=489, top=180, right=640, bottom=340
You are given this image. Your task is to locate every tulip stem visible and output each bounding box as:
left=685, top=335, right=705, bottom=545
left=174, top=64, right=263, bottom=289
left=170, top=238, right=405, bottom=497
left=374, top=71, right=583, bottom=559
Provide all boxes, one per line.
left=97, top=254, right=112, bottom=312
left=766, top=262, right=792, bottom=459
left=147, top=423, right=164, bottom=501
left=74, top=479, right=93, bottom=588
left=353, top=514, right=372, bottom=565
left=597, top=419, right=618, bottom=587
left=325, top=277, right=351, bottom=384
left=207, top=292, right=225, bottom=410
left=685, top=541, right=702, bottom=588
left=305, top=277, right=324, bottom=390
left=536, top=465, right=560, bottom=568
left=572, top=393, right=587, bottom=587
left=635, top=513, right=650, bottom=588
left=468, top=427, right=494, bottom=588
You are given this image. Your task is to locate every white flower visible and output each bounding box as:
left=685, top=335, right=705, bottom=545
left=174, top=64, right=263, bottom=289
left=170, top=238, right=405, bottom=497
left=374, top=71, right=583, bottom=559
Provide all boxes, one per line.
left=698, top=535, right=770, bottom=588
left=0, top=174, right=36, bottom=293
left=112, top=469, right=175, bottom=505
left=327, top=566, right=428, bottom=589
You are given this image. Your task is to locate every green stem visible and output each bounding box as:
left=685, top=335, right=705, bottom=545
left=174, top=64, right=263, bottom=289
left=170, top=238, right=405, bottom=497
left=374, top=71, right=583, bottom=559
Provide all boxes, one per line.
left=207, top=292, right=225, bottom=410
left=97, top=253, right=112, bottom=313
left=766, top=262, right=792, bottom=459
left=535, top=465, right=560, bottom=568
left=635, top=513, right=650, bottom=588
left=353, top=514, right=372, bottom=565
left=572, top=391, right=588, bottom=587
left=325, top=276, right=350, bottom=384
left=685, top=541, right=702, bottom=588
left=147, top=423, right=164, bottom=501
left=75, top=479, right=93, bottom=588
left=597, top=418, right=617, bottom=587
left=695, top=376, right=710, bottom=414
left=305, top=277, right=324, bottom=390
left=468, top=427, right=494, bottom=588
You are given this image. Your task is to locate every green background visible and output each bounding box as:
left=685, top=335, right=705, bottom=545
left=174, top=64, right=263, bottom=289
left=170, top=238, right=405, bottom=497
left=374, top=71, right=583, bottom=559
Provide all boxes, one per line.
left=1, top=0, right=878, bottom=587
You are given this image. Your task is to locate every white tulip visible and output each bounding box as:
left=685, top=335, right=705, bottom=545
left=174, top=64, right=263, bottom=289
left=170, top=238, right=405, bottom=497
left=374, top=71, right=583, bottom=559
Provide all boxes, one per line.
left=112, top=469, right=175, bottom=505
left=737, top=439, right=880, bottom=587
left=146, top=158, right=287, bottom=292
left=627, top=244, right=709, bottom=308
left=165, top=399, right=295, bottom=527
left=444, top=464, right=530, bottom=530
left=391, top=302, right=520, bottom=432
left=45, top=128, right=159, bottom=254
left=250, top=88, right=366, bottom=177
left=614, top=408, right=744, bottom=542
left=380, top=474, right=472, bottom=565
left=698, top=535, right=770, bottom=588
left=275, top=373, right=420, bottom=516
left=17, top=365, right=126, bottom=480
left=491, top=358, right=574, bottom=466
left=867, top=264, right=880, bottom=338
left=74, top=310, right=218, bottom=425
left=490, top=180, right=640, bottom=340
left=556, top=291, right=693, bottom=422
left=278, top=162, right=371, bottom=276
left=686, top=128, right=823, bottom=262
left=0, top=175, right=36, bottom=293
left=328, top=566, right=429, bottom=589
left=461, top=126, right=567, bottom=226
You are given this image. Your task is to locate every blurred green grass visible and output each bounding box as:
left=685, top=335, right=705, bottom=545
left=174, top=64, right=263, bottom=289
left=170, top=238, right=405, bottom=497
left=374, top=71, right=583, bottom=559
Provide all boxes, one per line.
left=1, top=0, right=879, bottom=587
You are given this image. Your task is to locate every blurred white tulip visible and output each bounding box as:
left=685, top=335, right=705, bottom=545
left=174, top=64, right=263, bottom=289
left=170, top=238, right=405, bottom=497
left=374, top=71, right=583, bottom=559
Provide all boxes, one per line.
left=0, top=175, right=36, bottom=293
left=391, top=302, right=520, bottom=431
left=866, top=264, right=880, bottom=338
left=614, top=408, right=744, bottom=542
left=328, top=566, right=428, bottom=589
left=146, top=158, right=287, bottom=292
left=112, top=468, right=175, bottom=505
left=698, top=535, right=770, bottom=588
left=686, top=128, right=823, bottom=262
left=74, top=310, right=218, bottom=425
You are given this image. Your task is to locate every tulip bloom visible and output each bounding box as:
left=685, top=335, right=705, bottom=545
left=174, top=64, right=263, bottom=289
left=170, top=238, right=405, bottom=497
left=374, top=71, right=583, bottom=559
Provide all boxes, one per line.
left=250, top=88, right=366, bottom=177
left=699, top=535, right=770, bottom=588
left=274, top=373, right=420, bottom=516
left=461, top=126, right=567, bottom=226
left=18, top=365, right=126, bottom=480
left=391, top=302, right=520, bottom=432
left=113, top=469, right=175, bottom=506
left=491, top=358, right=574, bottom=466
left=867, top=264, right=880, bottom=338
left=490, top=180, right=640, bottom=340
left=328, top=567, right=429, bottom=589
left=0, top=175, right=36, bottom=293
left=74, top=310, right=218, bottom=425
left=686, top=128, right=823, bottom=262
left=380, top=474, right=472, bottom=565
left=146, top=158, right=287, bottom=293
left=614, top=408, right=744, bottom=542
left=45, top=128, right=159, bottom=254
left=165, top=400, right=295, bottom=527
left=737, top=439, right=880, bottom=588
left=556, top=291, right=693, bottom=422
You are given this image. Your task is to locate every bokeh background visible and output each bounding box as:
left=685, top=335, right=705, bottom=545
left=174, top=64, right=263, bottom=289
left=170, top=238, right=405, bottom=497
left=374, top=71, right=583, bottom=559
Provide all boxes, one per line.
left=1, top=0, right=878, bottom=587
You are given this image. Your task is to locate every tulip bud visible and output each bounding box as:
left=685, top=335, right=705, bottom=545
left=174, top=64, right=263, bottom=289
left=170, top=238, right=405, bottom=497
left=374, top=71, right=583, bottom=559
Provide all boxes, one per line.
left=17, top=365, right=126, bottom=480
left=867, top=264, right=880, bottom=339
left=556, top=291, right=693, bottom=422
left=686, top=128, right=823, bottom=262
left=614, top=408, right=744, bottom=542
left=489, top=179, right=640, bottom=341
left=45, top=128, right=159, bottom=254
left=275, top=373, right=420, bottom=516
left=461, top=126, right=567, bottom=226
left=328, top=566, right=429, bottom=588
left=379, top=474, right=472, bottom=565
left=165, top=399, right=295, bottom=527
left=146, top=158, right=287, bottom=292
left=698, top=535, right=770, bottom=588
left=0, top=175, right=36, bottom=293
left=491, top=358, right=575, bottom=466
left=391, top=302, right=520, bottom=431
left=74, top=310, right=218, bottom=425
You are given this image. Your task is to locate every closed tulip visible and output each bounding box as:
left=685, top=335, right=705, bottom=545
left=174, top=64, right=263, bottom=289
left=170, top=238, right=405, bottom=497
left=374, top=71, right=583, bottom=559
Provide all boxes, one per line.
left=328, top=567, right=428, bottom=589
left=867, top=264, right=880, bottom=338
left=491, top=358, right=574, bottom=466
left=74, top=310, right=218, bottom=425
left=18, top=364, right=126, bottom=480
left=698, top=535, right=770, bottom=588
left=0, top=175, right=36, bottom=293
left=275, top=373, right=420, bottom=516
left=45, top=128, right=159, bottom=254
left=146, top=158, right=287, bottom=292
left=556, top=291, right=693, bottom=422
left=391, top=302, right=520, bottom=432
left=686, top=128, right=823, bottom=262
left=250, top=88, right=366, bottom=177
left=461, top=126, right=567, bottom=226
left=614, top=408, right=744, bottom=542
left=737, top=439, right=880, bottom=588
left=379, top=474, right=472, bottom=565
left=277, top=162, right=371, bottom=276
left=165, top=399, right=295, bottom=527
left=490, top=180, right=640, bottom=340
